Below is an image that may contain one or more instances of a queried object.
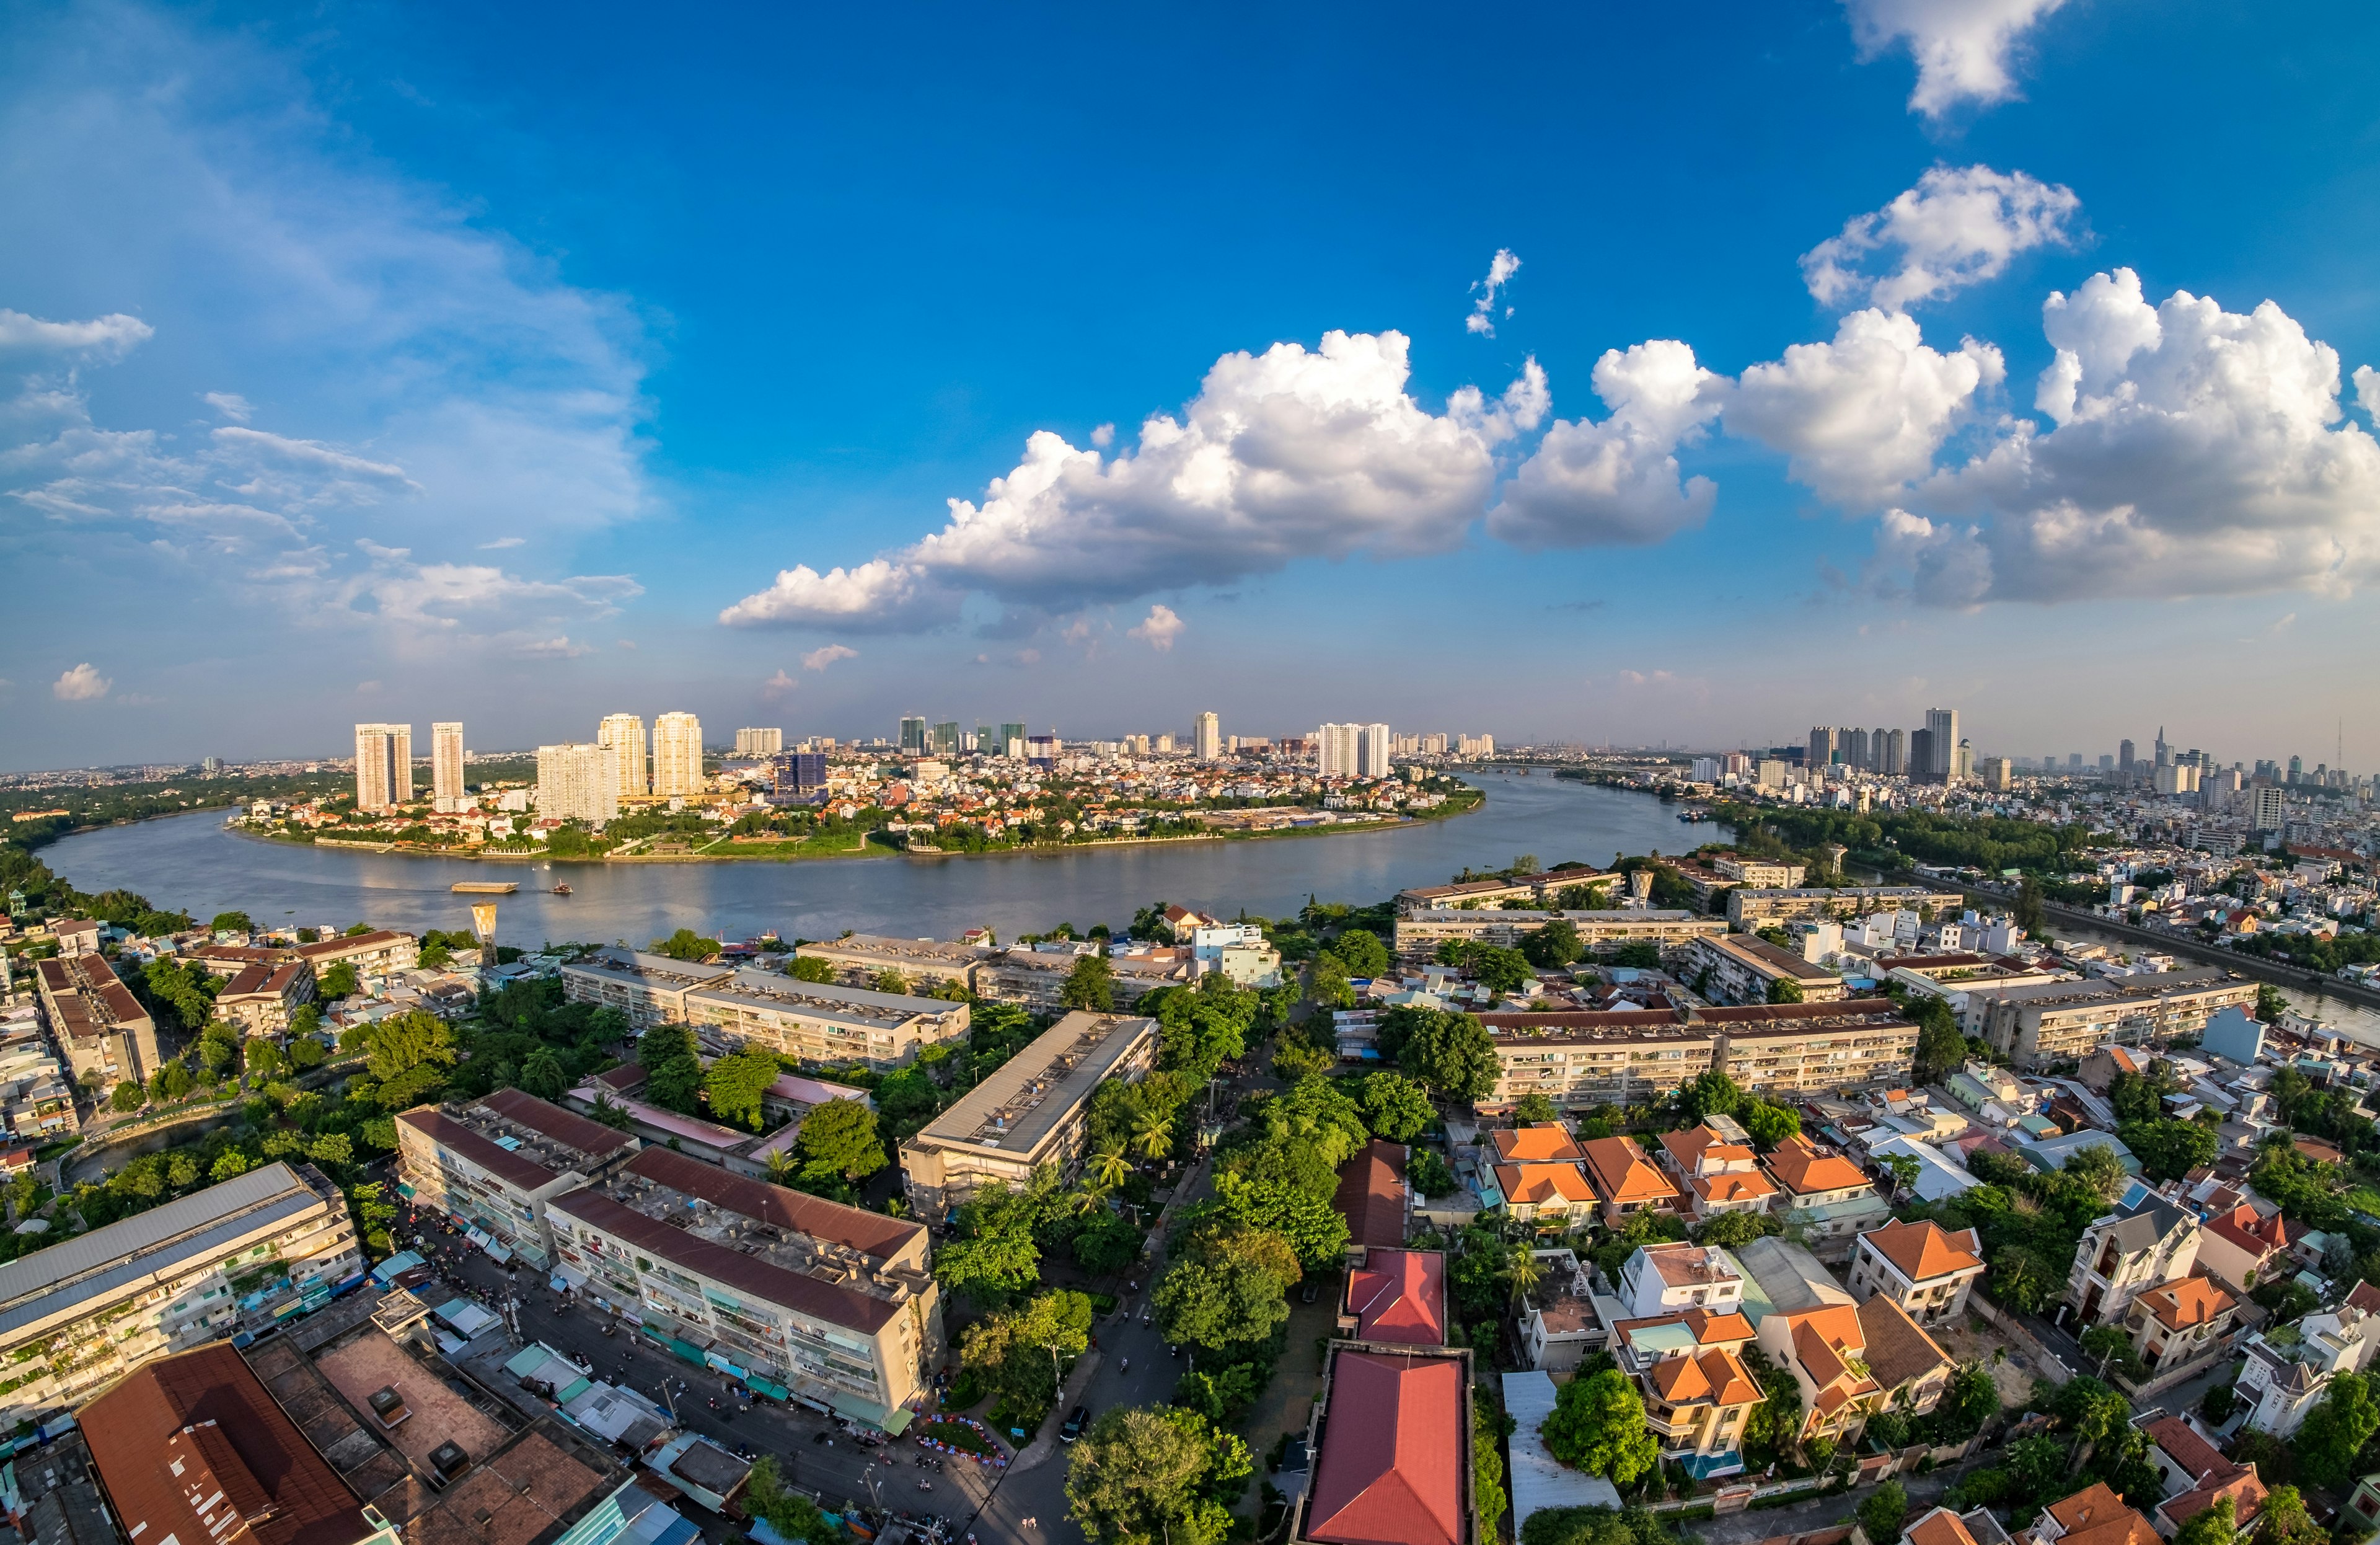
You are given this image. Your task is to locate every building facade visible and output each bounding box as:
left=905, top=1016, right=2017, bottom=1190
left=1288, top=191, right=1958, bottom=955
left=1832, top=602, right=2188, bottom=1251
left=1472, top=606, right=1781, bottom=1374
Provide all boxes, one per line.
left=560, top=949, right=738, bottom=1028
left=1685, top=934, right=1846, bottom=1006
left=1393, top=908, right=1724, bottom=962
left=793, top=935, right=994, bottom=993
left=1726, top=887, right=1934, bottom=929
left=353, top=722, right=413, bottom=812
left=34, top=953, right=161, bottom=1089
left=1478, top=1002, right=1918, bottom=1112
left=1846, top=1220, right=1986, bottom=1327
left=539, top=742, right=620, bottom=825
left=653, top=712, right=704, bottom=797
left=2065, top=1197, right=2201, bottom=1328
left=599, top=712, right=650, bottom=799
left=684, top=970, right=971, bottom=1068
left=395, top=1089, right=641, bottom=1267
left=431, top=720, right=465, bottom=812
left=296, top=929, right=420, bottom=981
left=735, top=727, right=785, bottom=757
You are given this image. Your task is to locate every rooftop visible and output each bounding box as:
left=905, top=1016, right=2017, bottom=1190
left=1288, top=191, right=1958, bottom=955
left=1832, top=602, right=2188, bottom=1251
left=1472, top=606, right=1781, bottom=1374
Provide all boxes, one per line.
left=1488, top=1124, right=1585, bottom=1164
left=1335, top=1140, right=1410, bottom=1251
left=399, top=1092, right=633, bottom=1193
left=799, top=934, right=993, bottom=968
left=1303, top=1349, right=1466, bottom=1545
left=560, top=949, right=736, bottom=993
left=1346, top=1249, right=1448, bottom=1346
left=1580, top=1136, right=1681, bottom=1207
left=911, top=1011, right=1157, bottom=1154
left=1858, top=1219, right=1984, bottom=1283
left=685, top=968, right=961, bottom=1030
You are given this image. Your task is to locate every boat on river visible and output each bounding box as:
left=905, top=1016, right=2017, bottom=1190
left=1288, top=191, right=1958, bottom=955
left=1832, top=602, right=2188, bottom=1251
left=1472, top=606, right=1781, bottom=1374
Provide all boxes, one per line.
left=451, top=881, right=518, bottom=893
left=550, top=883, right=573, bottom=895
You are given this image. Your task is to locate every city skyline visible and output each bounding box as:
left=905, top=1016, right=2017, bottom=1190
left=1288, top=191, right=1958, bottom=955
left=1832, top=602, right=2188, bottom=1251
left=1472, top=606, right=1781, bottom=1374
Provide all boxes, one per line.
left=6, top=2, right=2380, bottom=771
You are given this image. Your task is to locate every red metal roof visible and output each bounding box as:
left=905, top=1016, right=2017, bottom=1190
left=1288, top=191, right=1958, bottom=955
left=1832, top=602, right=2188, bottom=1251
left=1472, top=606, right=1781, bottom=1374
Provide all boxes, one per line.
left=1304, top=1351, right=1465, bottom=1545
left=1346, top=1250, right=1448, bottom=1346
left=624, top=1146, right=922, bottom=1260
left=1333, top=1140, right=1409, bottom=1251
left=485, top=1089, right=637, bottom=1160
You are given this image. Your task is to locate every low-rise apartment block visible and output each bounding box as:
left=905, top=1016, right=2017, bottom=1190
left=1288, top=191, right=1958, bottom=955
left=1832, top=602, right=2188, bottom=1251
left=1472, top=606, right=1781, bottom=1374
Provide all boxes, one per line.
left=0, top=1016, right=77, bottom=1141
left=0, top=1161, right=361, bottom=1424
left=1686, top=933, right=1846, bottom=1006
left=396, top=1089, right=640, bottom=1267
left=1392, top=908, right=1723, bottom=962
left=793, top=934, right=994, bottom=993
left=685, top=970, right=970, bottom=1069
left=898, top=1011, right=1158, bottom=1216
left=560, top=949, right=736, bottom=1029
left=34, top=954, right=160, bottom=1090
left=297, top=929, right=420, bottom=980
left=1478, top=1001, right=1918, bottom=1112
left=216, top=959, right=317, bottom=1035
left=1975, top=968, right=2257, bottom=1068
left=973, top=946, right=1197, bottom=1009
left=1726, top=887, right=1934, bottom=929
left=1394, top=869, right=1615, bottom=914
left=549, top=1145, right=944, bottom=1426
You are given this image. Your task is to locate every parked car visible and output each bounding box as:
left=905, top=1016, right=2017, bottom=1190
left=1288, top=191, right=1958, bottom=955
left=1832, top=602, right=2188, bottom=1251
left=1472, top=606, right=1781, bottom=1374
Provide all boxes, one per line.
left=1298, top=1278, right=1321, bottom=1304
left=1060, top=1406, right=1090, bottom=1443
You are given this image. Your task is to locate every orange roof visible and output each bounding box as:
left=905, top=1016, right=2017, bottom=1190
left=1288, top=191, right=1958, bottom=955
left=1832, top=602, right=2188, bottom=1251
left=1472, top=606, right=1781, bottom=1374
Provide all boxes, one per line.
left=1690, top=1170, right=1779, bottom=1206
left=1494, top=1162, right=1597, bottom=1207
left=1615, top=1307, right=1756, bottom=1353
left=1646, top=1347, right=1761, bottom=1408
left=1580, top=1136, right=1683, bottom=1208
left=1859, top=1219, right=1985, bottom=1283
left=1765, top=1135, right=1872, bottom=1197
left=2046, top=1484, right=2162, bottom=1545
left=2204, top=1203, right=2288, bottom=1259
left=1903, top=1508, right=1981, bottom=1545
left=1784, top=1304, right=1875, bottom=1396
left=1658, top=1125, right=1757, bottom=1174
left=1492, top=1123, right=1586, bottom=1164
left=1347, top=1249, right=1450, bottom=1347
left=2161, top=1467, right=2267, bottom=1534
left=2137, top=1277, right=2235, bottom=1332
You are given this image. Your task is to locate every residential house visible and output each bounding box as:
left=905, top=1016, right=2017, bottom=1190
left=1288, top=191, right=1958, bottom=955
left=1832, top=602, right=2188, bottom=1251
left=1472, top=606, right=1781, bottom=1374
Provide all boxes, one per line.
left=1848, top=1219, right=1986, bottom=1327
left=2141, top=1415, right=2267, bottom=1540
left=1734, top=1235, right=1856, bottom=1327
left=1754, top=1302, right=1882, bottom=1445
left=2125, top=1278, right=2238, bottom=1375
left=1495, top=1162, right=1598, bottom=1228
left=2195, top=1203, right=2290, bottom=1295
left=1341, top=1249, right=1450, bottom=1346
left=2078, top=1045, right=2150, bottom=1095
left=1579, top=1136, right=1683, bottom=1227
left=1517, top=1249, right=1603, bottom=1371
left=2233, top=1316, right=2375, bottom=1439
left=1901, top=1507, right=2014, bottom=1545
left=1610, top=1308, right=1761, bottom=1479
left=1856, top=1294, right=1957, bottom=1414
left=2021, top=1483, right=2162, bottom=1545
left=2065, top=1197, right=2201, bottom=1328
left=1763, top=1135, right=1890, bottom=1257
left=1657, top=1123, right=1779, bottom=1221
left=1615, top=1242, right=1748, bottom=1320
left=1334, top=1139, right=1413, bottom=1264
left=1488, top=1123, right=1587, bottom=1166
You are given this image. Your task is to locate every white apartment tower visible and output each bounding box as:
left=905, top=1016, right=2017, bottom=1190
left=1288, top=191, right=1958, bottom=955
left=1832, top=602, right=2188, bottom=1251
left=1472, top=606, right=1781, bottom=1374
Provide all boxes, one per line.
left=431, top=722, right=466, bottom=812
left=1194, top=711, right=1222, bottom=761
left=1924, top=708, right=1960, bottom=782
left=653, top=711, right=704, bottom=796
left=598, top=712, right=649, bottom=799
left=537, top=742, right=619, bottom=824
left=735, top=727, right=784, bottom=757
left=353, top=723, right=413, bottom=812
left=1316, top=723, right=1358, bottom=778
left=1357, top=722, right=1391, bottom=777
left=1316, top=722, right=1391, bottom=778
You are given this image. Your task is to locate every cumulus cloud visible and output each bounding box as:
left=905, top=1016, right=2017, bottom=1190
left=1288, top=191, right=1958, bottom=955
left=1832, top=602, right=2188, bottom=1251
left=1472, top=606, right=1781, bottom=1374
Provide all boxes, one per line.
left=722, top=331, right=1547, bottom=631
left=1727, top=309, right=2004, bottom=507
left=1492, top=341, right=1724, bottom=548
left=52, top=662, right=111, bottom=701
left=760, top=669, right=797, bottom=701
left=1843, top=0, right=2069, bottom=118
left=1466, top=249, right=1521, bottom=336
left=801, top=644, right=858, bottom=671
left=0, top=308, right=152, bottom=362
left=1127, top=604, right=1185, bottom=652
left=342, top=540, right=641, bottom=635
left=202, top=391, right=253, bottom=422
left=1896, top=268, right=2380, bottom=602
left=1802, top=165, right=2081, bottom=311
left=516, top=635, right=592, bottom=658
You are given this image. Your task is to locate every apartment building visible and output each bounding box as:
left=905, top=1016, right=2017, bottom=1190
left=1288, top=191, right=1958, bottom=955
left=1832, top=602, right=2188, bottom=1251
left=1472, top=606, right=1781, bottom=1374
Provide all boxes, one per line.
left=549, top=1145, right=944, bottom=1427
left=353, top=722, right=413, bottom=812
left=1847, top=1219, right=1986, bottom=1327
left=599, top=712, right=650, bottom=799
left=34, top=953, right=160, bottom=1089
left=431, top=720, right=466, bottom=812
left=1392, top=908, right=1723, bottom=962
left=216, top=959, right=317, bottom=1035
left=538, top=742, right=620, bottom=825
left=1478, top=1001, right=1918, bottom=1111
left=2066, top=1197, right=2201, bottom=1328
left=297, top=929, right=420, bottom=981
left=651, top=712, right=704, bottom=798
left=1710, top=856, right=1809, bottom=888
left=685, top=970, right=971, bottom=1069
left=560, top=948, right=738, bottom=1029
left=793, top=934, right=994, bottom=993
left=898, top=1011, right=1158, bottom=1215
left=1685, top=933, right=1846, bottom=1006
left=1726, top=887, right=1934, bottom=929
left=974, top=947, right=1197, bottom=1010
left=0, top=1162, right=361, bottom=1425
left=1393, top=870, right=1616, bottom=914
left=395, top=1089, right=640, bottom=1267
left=1975, top=969, right=2257, bottom=1068
left=0, top=1017, right=77, bottom=1141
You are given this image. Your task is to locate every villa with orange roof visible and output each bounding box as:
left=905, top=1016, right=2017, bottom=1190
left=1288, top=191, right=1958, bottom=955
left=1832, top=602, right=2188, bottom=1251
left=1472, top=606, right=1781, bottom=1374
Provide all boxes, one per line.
left=1755, top=1301, right=1882, bottom=1445
left=1657, top=1123, right=1779, bottom=1222
left=1341, top=1247, right=1450, bottom=1346
left=1611, top=1308, right=1761, bottom=1479
left=2141, top=1415, right=2266, bottom=1541
left=1903, top=1505, right=2013, bottom=1545
left=1494, top=1161, right=1599, bottom=1228
left=2193, top=1202, right=2289, bottom=1295
left=1580, top=1135, right=1683, bottom=1226
left=2022, top=1483, right=2162, bottom=1545
left=1762, top=1134, right=1889, bottom=1255
left=1848, top=1219, right=1986, bottom=1327
left=2125, top=1277, right=2238, bottom=1373
left=1488, top=1122, right=1586, bottom=1166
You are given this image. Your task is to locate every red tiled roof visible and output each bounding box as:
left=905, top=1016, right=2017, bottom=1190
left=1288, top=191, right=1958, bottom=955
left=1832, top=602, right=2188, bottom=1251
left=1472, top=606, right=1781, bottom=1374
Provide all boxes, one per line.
left=1903, top=1508, right=1981, bottom=1545
left=2203, top=1203, right=2287, bottom=1259
left=80, top=1342, right=372, bottom=1545
left=625, top=1146, right=923, bottom=1260
left=1765, top=1135, right=1872, bottom=1197
left=484, top=1088, right=638, bottom=1160
left=1305, top=1352, right=1465, bottom=1545
left=1347, top=1249, right=1448, bottom=1346
left=2136, top=1277, right=2234, bottom=1332
left=1859, top=1219, right=1985, bottom=1283
left=1334, top=1140, right=1409, bottom=1251
left=1646, top=1346, right=1760, bottom=1408
left=2045, top=1484, right=2162, bottom=1545
left=1580, top=1136, right=1681, bottom=1208
left=1494, top=1163, right=1596, bottom=1207
left=2143, top=1417, right=2228, bottom=1482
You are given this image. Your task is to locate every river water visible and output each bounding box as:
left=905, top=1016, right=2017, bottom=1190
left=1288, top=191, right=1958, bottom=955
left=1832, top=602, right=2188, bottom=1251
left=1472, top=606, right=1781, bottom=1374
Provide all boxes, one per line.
left=40, top=772, right=1719, bottom=949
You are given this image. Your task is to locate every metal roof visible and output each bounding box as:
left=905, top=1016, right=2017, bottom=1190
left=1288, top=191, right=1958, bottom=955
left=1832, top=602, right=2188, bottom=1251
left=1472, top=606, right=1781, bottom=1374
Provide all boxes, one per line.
left=912, top=1011, right=1156, bottom=1154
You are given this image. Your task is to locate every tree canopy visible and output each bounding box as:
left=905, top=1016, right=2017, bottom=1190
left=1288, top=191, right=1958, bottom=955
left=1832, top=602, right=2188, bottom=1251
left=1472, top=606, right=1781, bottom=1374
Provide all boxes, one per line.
left=1066, top=1406, right=1250, bottom=1545
left=1540, top=1369, right=1659, bottom=1484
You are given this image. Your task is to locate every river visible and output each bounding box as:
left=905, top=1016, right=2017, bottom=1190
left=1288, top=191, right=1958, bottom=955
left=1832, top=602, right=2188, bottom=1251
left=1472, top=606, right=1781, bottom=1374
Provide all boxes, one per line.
left=39, top=772, right=1720, bottom=949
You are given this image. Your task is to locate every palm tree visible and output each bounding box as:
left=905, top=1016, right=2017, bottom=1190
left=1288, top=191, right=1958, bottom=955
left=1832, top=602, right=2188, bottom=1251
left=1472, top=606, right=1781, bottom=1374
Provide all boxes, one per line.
left=765, top=1148, right=798, bottom=1185
left=1133, top=1112, right=1171, bottom=1162
left=1091, top=1146, right=1133, bottom=1190
left=1507, top=1249, right=1546, bottom=1309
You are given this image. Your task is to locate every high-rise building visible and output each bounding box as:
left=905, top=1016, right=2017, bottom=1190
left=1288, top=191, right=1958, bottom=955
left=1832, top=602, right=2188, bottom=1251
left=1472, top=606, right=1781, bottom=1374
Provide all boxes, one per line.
left=2099, top=755, right=2115, bottom=773
left=1195, top=711, right=1222, bottom=761
left=1979, top=756, right=2013, bottom=791
left=1357, top=722, right=1392, bottom=777
left=2287, top=754, right=2304, bottom=784
left=653, top=712, right=703, bottom=795
left=932, top=720, right=961, bottom=756
left=2155, top=728, right=2172, bottom=769
left=353, top=723, right=412, bottom=812
left=537, top=742, right=619, bottom=824
left=2119, top=738, right=2136, bottom=777
left=2249, top=784, right=2286, bottom=830
left=1316, top=723, right=1359, bottom=778
left=900, top=716, right=928, bottom=753
left=200, top=756, right=221, bottom=776
left=1880, top=728, right=1905, bottom=776
left=998, top=721, right=1026, bottom=758
left=734, top=727, right=783, bottom=757
left=431, top=721, right=466, bottom=812
left=1923, top=709, right=1959, bottom=781
left=975, top=723, right=994, bottom=755
left=598, top=712, right=649, bottom=799
left=770, top=751, right=829, bottom=800
left=1808, top=727, right=1838, bottom=767
left=1908, top=728, right=1935, bottom=782
left=1844, top=727, right=1869, bottom=770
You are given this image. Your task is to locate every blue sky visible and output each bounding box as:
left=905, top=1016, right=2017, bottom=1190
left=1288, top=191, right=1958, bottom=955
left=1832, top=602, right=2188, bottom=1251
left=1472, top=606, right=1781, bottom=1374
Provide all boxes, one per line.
left=5, top=0, right=2379, bottom=772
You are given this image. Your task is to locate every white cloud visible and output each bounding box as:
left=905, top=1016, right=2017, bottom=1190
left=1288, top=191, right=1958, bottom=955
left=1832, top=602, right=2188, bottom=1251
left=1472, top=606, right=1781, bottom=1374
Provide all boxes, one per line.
left=343, top=541, right=641, bottom=634
left=761, top=669, right=797, bottom=701
left=1802, top=165, right=2081, bottom=311
left=1492, top=340, right=1724, bottom=548
left=1466, top=249, right=1521, bottom=336
left=1842, top=0, right=2069, bottom=118
left=516, top=635, right=592, bottom=658
left=723, top=331, right=1546, bottom=630
left=1727, top=308, right=2004, bottom=507
left=0, top=308, right=151, bottom=362
left=479, top=536, right=525, bottom=549
left=801, top=644, right=858, bottom=671
left=52, top=662, right=111, bottom=701
left=202, top=391, right=253, bottom=422
left=1090, top=423, right=1114, bottom=448
left=1127, top=604, right=1185, bottom=652
left=1897, top=268, right=2380, bottom=602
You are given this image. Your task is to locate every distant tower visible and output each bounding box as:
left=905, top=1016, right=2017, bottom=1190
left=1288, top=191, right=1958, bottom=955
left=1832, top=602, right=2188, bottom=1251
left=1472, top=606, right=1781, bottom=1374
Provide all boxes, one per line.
left=653, top=712, right=704, bottom=796
left=598, top=713, right=649, bottom=799
left=431, top=722, right=465, bottom=812
left=1195, top=711, right=1222, bottom=761
left=353, top=723, right=413, bottom=812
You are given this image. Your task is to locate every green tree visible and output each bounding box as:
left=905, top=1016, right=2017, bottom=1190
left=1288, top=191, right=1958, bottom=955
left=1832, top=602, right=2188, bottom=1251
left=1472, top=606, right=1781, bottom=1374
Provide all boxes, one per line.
left=247, top=1038, right=286, bottom=1080
left=2171, top=1497, right=2236, bottom=1545
left=1333, top=928, right=1390, bottom=978
left=1090, top=1146, right=1134, bottom=1190
left=1768, top=977, right=1805, bottom=1004
left=1408, top=1148, right=1457, bottom=1198
left=1692, top=1209, right=1781, bottom=1249
left=110, top=1080, right=146, bottom=1113
left=1673, top=1069, right=1742, bottom=1125
left=363, top=1009, right=459, bottom=1082
left=1360, top=1071, right=1435, bottom=1142
left=287, top=1035, right=327, bottom=1071
left=961, top=1289, right=1095, bottom=1425
left=1740, top=1099, right=1800, bottom=1149
left=703, top=1046, right=782, bottom=1131
left=1473, top=945, right=1531, bottom=996
left=1067, top=1406, right=1248, bottom=1545
left=1522, top=919, right=1582, bottom=969
left=2062, top=1142, right=2127, bottom=1205
left=209, top=911, right=256, bottom=932
left=318, top=962, right=359, bottom=998
left=1936, top=1363, right=2001, bottom=1440
left=1387, top=1007, right=1501, bottom=1102
left=1070, top=1210, right=1143, bottom=1276
left=2295, top=1370, right=2380, bottom=1487
left=1541, top=1370, right=1658, bottom=1484
left=637, top=1022, right=705, bottom=1112
left=309, top=1132, right=353, bottom=1167
left=1306, top=953, right=1354, bottom=1010
left=1513, top=1092, right=1560, bottom=1124
left=1212, top=1169, right=1350, bottom=1270
left=1858, top=1481, right=1908, bottom=1545
left=788, top=955, right=837, bottom=983
left=519, top=1046, right=568, bottom=1100
left=210, top=1149, right=253, bottom=1182
left=743, top=1457, right=840, bottom=1545
left=650, top=928, right=721, bottom=963
left=1062, top=954, right=1116, bottom=1011
left=2254, top=1487, right=2326, bottom=1545
left=1522, top=1507, right=1672, bottom=1545
left=796, top=1098, right=886, bottom=1183
left=1910, top=996, right=1967, bottom=1082
left=2119, top=1118, right=2218, bottom=1183
left=872, top=968, right=910, bottom=996
left=1473, top=1398, right=1510, bottom=1541
left=148, top=1061, right=194, bottom=1102
left=1154, top=1249, right=1294, bottom=1350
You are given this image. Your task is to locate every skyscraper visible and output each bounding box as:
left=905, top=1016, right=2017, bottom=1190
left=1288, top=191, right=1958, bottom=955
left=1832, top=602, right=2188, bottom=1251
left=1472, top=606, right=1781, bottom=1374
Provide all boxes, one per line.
left=1316, top=723, right=1359, bottom=778
left=1881, top=728, right=1905, bottom=776
left=652, top=712, right=703, bottom=796
left=598, top=713, right=649, bottom=799
left=537, top=742, right=617, bottom=824
left=1357, top=723, right=1391, bottom=777
left=1923, top=709, right=1959, bottom=781
left=932, top=721, right=961, bottom=755
left=2154, top=728, right=2171, bottom=769
left=1194, top=711, right=1221, bottom=761
left=1869, top=726, right=1889, bottom=772
left=1844, top=728, right=1869, bottom=770
left=1808, top=726, right=1838, bottom=767
left=2119, top=738, right=2136, bottom=777
left=353, top=723, right=413, bottom=812
left=1908, top=728, right=1935, bottom=783
left=431, top=722, right=465, bottom=813
left=734, top=728, right=783, bottom=757
left=900, top=716, right=928, bottom=754
left=998, top=722, right=1026, bottom=758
